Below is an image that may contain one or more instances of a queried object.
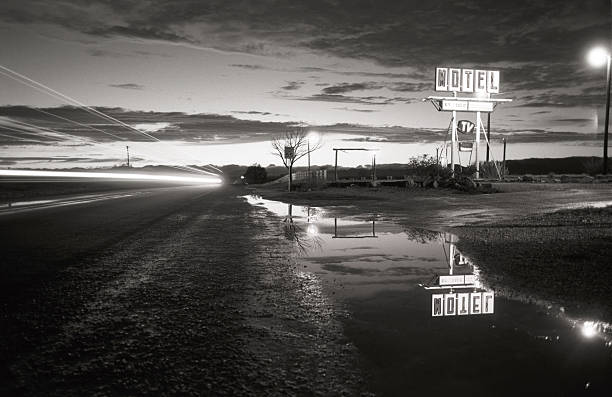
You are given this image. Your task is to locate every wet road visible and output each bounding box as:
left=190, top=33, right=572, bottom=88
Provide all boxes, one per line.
left=0, top=185, right=364, bottom=396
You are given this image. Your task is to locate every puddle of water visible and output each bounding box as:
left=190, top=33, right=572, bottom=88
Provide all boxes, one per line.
left=244, top=194, right=612, bottom=393
left=244, top=195, right=486, bottom=297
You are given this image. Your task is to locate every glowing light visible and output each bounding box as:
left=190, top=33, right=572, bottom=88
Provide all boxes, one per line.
left=587, top=47, right=610, bottom=68
left=581, top=321, right=598, bottom=338
left=307, top=131, right=320, bottom=142
left=307, top=224, right=318, bottom=235
left=0, top=170, right=222, bottom=184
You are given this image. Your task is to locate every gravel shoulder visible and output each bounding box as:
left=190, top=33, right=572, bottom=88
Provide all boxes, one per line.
left=1, top=185, right=368, bottom=396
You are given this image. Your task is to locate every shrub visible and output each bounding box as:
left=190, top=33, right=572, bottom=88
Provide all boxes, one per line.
left=478, top=161, right=507, bottom=179
left=243, top=164, right=267, bottom=184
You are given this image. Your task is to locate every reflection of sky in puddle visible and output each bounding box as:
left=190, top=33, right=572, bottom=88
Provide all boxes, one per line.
left=244, top=195, right=612, bottom=359
left=243, top=195, right=473, bottom=297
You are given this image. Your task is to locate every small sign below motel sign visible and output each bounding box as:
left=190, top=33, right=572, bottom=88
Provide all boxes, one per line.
left=436, top=67, right=500, bottom=94
left=441, top=100, right=494, bottom=112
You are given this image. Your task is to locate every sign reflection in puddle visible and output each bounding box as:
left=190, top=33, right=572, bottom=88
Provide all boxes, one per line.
left=244, top=195, right=612, bottom=356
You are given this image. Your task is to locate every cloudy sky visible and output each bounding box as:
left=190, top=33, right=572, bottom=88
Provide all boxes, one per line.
left=0, top=0, right=610, bottom=168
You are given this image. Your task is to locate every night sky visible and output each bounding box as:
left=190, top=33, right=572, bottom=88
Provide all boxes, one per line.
left=0, top=0, right=610, bottom=168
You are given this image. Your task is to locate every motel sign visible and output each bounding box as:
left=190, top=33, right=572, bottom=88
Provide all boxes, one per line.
left=432, top=292, right=495, bottom=316
left=435, top=67, right=500, bottom=93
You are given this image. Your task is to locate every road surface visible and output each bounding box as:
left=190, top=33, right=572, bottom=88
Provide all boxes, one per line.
left=0, top=185, right=365, bottom=396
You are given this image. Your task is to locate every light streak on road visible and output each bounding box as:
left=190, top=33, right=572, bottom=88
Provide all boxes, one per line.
left=0, top=170, right=223, bottom=184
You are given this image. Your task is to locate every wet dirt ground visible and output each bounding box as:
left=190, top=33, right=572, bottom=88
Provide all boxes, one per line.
left=1, top=185, right=368, bottom=396
left=3, top=182, right=612, bottom=396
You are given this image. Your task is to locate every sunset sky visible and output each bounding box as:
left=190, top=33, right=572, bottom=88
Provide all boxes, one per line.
left=0, top=0, right=610, bottom=168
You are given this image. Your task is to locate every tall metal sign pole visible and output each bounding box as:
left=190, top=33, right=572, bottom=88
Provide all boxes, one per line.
left=604, top=55, right=611, bottom=174
left=425, top=67, right=512, bottom=179
left=486, top=113, right=491, bottom=162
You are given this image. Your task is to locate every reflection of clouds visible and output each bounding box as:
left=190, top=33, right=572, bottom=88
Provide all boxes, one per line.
left=403, top=227, right=442, bottom=244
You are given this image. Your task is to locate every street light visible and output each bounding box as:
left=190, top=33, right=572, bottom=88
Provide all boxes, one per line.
left=587, top=46, right=611, bottom=174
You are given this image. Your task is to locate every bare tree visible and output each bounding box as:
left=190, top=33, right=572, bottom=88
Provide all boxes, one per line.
left=271, top=127, right=322, bottom=191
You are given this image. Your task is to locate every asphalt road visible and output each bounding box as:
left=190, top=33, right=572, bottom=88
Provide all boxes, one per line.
left=0, top=185, right=365, bottom=396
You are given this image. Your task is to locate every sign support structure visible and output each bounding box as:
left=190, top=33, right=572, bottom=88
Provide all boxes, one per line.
left=425, top=67, right=512, bottom=179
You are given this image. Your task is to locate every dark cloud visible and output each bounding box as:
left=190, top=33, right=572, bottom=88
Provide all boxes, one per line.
left=334, top=107, right=379, bottom=113
left=292, top=94, right=415, bottom=105
left=321, top=81, right=430, bottom=95
left=280, top=81, right=304, bottom=91
left=556, top=118, right=594, bottom=124
left=231, top=110, right=273, bottom=116
left=109, top=83, right=145, bottom=90
left=322, top=82, right=383, bottom=94
left=229, top=64, right=266, bottom=70
left=516, top=92, right=605, bottom=108
left=0, top=105, right=295, bottom=144
left=3, top=0, right=607, bottom=68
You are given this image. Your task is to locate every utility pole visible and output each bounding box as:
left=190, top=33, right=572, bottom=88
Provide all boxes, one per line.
left=334, top=149, right=338, bottom=182
left=372, top=154, right=376, bottom=183
left=502, top=138, right=507, bottom=179
left=486, top=113, right=491, bottom=162
left=126, top=146, right=130, bottom=167
left=307, top=139, right=311, bottom=186
left=604, top=55, right=611, bottom=174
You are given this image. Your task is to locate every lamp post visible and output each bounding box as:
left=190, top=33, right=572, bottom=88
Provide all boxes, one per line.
left=307, top=132, right=319, bottom=185
left=587, top=46, right=611, bottom=174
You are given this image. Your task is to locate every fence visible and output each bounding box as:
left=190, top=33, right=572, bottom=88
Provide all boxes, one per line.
left=292, top=169, right=327, bottom=185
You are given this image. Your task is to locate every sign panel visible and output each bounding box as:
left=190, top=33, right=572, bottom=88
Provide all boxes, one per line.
left=475, top=70, right=487, bottom=93
left=435, top=67, right=500, bottom=93
left=432, top=292, right=494, bottom=317
left=439, top=275, right=465, bottom=285
left=432, top=294, right=444, bottom=317
left=457, top=120, right=475, bottom=134
left=482, top=291, right=495, bottom=314
left=470, top=292, right=482, bottom=314
left=444, top=294, right=457, bottom=316
left=487, top=71, right=500, bottom=94
left=435, top=68, right=449, bottom=91
left=284, top=146, right=294, bottom=159
left=461, top=69, right=474, bottom=92
left=468, top=101, right=494, bottom=112
left=449, top=68, right=461, bottom=91
left=442, top=100, right=468, bottom=111
left=464, top=275, right=477, bottom=285
left=457, top=293, right=470, bottom=316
